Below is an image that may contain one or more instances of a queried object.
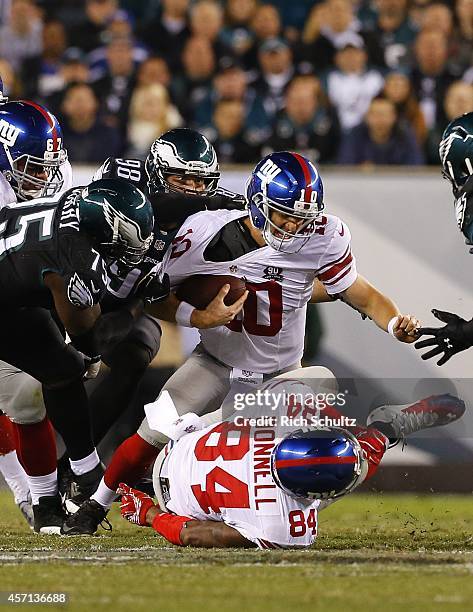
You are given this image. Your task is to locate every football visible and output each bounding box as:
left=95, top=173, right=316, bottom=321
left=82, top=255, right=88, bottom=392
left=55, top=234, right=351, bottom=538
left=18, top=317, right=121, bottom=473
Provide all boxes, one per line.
left=175, top=274, right=247, bottom=310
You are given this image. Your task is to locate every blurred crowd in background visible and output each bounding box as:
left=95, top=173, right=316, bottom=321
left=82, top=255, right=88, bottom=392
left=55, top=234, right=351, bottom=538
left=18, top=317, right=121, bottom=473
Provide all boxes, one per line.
left=0, top=0, right=472, bottom=167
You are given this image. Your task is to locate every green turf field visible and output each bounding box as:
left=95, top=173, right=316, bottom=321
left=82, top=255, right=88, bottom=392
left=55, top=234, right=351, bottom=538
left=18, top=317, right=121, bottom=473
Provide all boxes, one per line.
left=0, top=490, right=472, bottom=612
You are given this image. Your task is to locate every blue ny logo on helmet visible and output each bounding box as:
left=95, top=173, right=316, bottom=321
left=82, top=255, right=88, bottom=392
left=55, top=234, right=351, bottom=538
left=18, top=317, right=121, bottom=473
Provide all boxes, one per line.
left=246, top=151, right=324, bottom=253
left=271, top=428, right=366, bottom=500
left=0, top=100, right=67, bottom=201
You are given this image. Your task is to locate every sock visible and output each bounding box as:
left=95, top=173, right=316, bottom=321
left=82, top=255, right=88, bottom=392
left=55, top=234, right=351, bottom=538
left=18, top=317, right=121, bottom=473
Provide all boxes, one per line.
left=42, top=380, right=94, bottom=460
left=369, top=421, right=398, bottom=444
left=0, top=413, right=16, bottom=454
left=0, top=451, right=30, bottom=504
left=91, top=479, right=118, bottom=509
left=13, top=418, right=57, bottom=476
left=69, top=449, right=100, bottom=476
left=27, top=470, right=58, bottom=505
left=103, top=433, right=159, bottom=493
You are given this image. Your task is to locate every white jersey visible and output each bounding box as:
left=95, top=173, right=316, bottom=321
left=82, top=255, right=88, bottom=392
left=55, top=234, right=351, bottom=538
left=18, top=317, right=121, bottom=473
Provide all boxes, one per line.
left=162, top=209, right=357, bottom=373
left=160, top=379, right=322, bottom=549
left=0, top=173, right=16, bottom=207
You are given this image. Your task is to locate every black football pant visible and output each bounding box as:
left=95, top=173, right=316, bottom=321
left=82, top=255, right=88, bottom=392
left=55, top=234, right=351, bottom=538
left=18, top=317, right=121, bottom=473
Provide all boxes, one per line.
left=88, top=313, right=162, bottom=445
left=0, top=307, right=95, bottom=460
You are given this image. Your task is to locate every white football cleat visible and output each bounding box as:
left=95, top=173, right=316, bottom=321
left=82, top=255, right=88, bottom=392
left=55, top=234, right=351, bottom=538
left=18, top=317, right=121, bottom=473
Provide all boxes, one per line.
left=367, top=393, right=465, bottom=439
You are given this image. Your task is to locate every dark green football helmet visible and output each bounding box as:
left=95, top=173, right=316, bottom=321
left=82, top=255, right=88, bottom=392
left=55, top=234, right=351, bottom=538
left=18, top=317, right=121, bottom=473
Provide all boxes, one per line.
left=439, top=112, right=473, bottom=194
left=78, top=178, right=154, bottom=268
left=146, top=128, right=220, bottom=196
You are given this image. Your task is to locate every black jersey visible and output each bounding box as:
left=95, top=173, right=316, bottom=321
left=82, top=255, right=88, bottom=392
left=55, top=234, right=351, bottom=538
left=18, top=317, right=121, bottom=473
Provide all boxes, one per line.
left=94, top=156, right=246, bottom=305
left=0, top=188, right=108, bottom=310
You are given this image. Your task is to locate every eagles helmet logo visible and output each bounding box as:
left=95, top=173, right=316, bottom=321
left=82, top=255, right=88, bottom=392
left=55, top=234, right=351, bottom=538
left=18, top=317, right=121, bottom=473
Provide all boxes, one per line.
left=101, top=196, right=150, bottom=250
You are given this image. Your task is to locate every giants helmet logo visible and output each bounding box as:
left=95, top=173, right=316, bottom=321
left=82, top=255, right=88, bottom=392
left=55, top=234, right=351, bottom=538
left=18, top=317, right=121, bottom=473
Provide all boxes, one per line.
left=0, top=119, right=20, bottom=147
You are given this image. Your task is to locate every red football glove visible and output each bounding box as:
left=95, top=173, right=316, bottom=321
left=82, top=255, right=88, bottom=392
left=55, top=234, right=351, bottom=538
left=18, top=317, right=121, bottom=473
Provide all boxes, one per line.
left=355, top=428, right=388, bottom=480
left=117, top=482, right=156, bottom=526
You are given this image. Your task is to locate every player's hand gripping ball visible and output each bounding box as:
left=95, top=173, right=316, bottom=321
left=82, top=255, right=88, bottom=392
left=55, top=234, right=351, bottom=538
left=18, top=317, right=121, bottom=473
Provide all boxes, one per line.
left=117, top=483, right=156, bottom=526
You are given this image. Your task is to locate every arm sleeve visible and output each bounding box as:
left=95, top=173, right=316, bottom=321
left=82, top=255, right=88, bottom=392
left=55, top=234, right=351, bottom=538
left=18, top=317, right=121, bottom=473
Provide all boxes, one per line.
left=317, top=221, right=357, bottom=295
left=60, top=234, right=108, bottom=308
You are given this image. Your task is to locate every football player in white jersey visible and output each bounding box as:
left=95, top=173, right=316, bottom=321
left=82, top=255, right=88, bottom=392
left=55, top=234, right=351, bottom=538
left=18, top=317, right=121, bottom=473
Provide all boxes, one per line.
left=0, top=90, right=71, bottom=529
left=63, top=152, right=422, bottom=535
left=116, top=372, right=464, bottom=549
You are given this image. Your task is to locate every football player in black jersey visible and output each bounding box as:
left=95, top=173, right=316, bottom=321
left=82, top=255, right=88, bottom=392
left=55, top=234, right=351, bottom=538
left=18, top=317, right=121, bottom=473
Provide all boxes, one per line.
left=415, top=113, right=473, bottom=365
left=0, top=178, right=155, bottom=532
left=59, top=128, right=247, bottom=503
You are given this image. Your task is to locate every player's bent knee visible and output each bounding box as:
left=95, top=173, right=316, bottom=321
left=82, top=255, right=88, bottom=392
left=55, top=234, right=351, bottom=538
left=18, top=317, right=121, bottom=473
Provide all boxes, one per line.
left=137, top=416, right=168, bottom=448
left=105, top=340, right=156, bottom=372
left=41, top=345, right=85, bottom=389
left=0, top=370, right=46, bottom=424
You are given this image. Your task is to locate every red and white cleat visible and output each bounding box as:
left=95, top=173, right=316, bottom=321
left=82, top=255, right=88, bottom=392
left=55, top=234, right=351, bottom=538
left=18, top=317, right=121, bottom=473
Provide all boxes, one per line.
left=366, top=393, right=465, bottom=438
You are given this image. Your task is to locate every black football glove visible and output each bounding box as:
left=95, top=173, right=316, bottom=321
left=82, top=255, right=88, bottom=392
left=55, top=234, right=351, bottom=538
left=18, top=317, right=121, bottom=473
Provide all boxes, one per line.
left=415, top=309, right=473, bottom=365
left=209, top=188, right=246, bottom=211
left=135, top=272, right=170, bottom=305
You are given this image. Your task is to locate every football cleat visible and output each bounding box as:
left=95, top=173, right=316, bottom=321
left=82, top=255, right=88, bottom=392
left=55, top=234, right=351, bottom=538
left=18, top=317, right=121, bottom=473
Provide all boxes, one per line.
left=57, top=455, right=74, bottom=498
left=17, top=493, right=34, bottom=530
left=367, top=394, right=465, bottom=440
left=65, top=463, right=104, bottom=514
left=33, top=494, right=66, bottom=535
left=61, top=499, right=111, bottom=536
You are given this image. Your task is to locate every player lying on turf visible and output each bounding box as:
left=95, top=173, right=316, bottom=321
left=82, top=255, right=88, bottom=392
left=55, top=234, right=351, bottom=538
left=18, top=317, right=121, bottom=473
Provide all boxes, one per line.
left=61, top=151, right=422, bottom=535
left=117, top=370, right=465, bottom=549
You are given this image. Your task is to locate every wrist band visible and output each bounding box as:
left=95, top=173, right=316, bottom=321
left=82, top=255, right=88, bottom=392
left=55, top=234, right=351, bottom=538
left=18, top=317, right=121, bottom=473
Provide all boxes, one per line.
left=387, top=316, right=399, bottom=337
left=151, top=511, right=194, bottom=546
left=175, top=301, right=195, bottom=328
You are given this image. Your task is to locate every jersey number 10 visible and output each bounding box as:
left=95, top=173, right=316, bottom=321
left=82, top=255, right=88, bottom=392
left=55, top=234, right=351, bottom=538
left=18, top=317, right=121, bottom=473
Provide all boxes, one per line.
left=227, top=281, right=283, bottom=337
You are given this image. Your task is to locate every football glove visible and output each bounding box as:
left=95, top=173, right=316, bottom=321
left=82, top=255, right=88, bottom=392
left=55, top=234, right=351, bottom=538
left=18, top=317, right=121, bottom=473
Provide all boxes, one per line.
left=415, top=309, right=473, bottom=365
left=210, top=187, right=246, bottom=211
left=135, top=272, right=170, bottom=305
left=83, top=355, right=101, bottom=379
left=117, top=482, right=156, bottom=526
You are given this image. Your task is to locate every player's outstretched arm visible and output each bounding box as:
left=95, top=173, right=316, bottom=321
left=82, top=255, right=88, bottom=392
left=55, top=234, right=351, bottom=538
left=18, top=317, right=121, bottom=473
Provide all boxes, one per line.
left=147, top=284, right=248, bottom=329
left=169, top=516, right=255, bottom=548
left=310, top=279, right=337, bottom=303
left=340, top=274, right=420, bottom=343
left=118, top=483, right=254, bottom=548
